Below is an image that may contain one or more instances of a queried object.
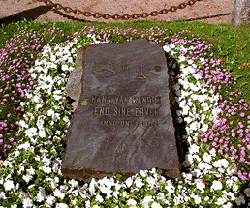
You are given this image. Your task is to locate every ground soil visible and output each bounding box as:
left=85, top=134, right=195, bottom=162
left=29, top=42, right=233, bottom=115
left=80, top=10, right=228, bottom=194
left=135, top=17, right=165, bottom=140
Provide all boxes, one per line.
left=0, top=0, right=234, bottom=25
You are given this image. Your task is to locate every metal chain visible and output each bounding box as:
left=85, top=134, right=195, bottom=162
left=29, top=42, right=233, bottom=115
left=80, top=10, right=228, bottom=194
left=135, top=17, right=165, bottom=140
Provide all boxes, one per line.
left=36, top=0, right=204, bottom=20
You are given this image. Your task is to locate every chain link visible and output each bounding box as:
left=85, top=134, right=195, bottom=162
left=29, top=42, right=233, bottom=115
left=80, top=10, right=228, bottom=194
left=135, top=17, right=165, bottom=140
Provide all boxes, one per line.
left=36, top=0, right=205, bottom=20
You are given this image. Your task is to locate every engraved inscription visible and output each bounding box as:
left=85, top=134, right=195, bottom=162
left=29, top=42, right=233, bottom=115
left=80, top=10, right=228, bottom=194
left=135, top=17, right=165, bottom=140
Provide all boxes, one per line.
left=136, top=65, right=146, bottom=79
left=93, top=107, right=110, bottom=115
left=113, top=107, right=131, bottom=116
left=92, top=95, right=111, bottom=104
left=135, top=108, right=159, bottom=117
left=99, top=120, right=153, bottom=127
left=122, top=65, right=129, bottom=71
left=93, top=60, right=115, bottom=74
left=132, top=96, right=161, bottom=104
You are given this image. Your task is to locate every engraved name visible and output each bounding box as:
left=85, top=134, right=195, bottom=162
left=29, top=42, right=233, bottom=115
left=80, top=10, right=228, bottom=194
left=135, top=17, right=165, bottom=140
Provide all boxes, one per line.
left=91, top=95, right=161, bottom=104
left=93, top=107, right=158, bottom=117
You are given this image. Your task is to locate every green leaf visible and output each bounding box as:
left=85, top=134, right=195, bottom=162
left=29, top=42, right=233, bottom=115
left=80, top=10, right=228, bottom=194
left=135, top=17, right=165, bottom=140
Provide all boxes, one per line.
left=234, top=74, right=243, bottom=79
left=81, top=100, right=87, bottom=106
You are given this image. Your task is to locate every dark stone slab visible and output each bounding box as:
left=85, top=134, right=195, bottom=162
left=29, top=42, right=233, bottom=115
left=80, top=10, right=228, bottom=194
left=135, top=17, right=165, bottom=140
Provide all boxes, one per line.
left=62, top=39, right=181, bottom=181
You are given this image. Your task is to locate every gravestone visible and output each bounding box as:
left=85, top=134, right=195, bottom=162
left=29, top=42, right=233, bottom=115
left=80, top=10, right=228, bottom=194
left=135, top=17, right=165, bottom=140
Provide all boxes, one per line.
left=62, top=39, right=181, bottom=180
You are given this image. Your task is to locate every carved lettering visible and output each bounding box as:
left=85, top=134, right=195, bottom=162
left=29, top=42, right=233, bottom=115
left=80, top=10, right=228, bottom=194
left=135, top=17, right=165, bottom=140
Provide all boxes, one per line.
left=132, top=97, right=161, bottom=104
left=93, top=107, right=110, bottom=115
left=100, top=120, right=117, bottom=126
left=122, top=65, right=129, bottom=71
left=120, top=120, right=133, bottom=126
left=135, top=108, right=159, bottom=117
left=91, top=95, right=111, bottom=104
left=114, top=96, right=129, bottom=104
left=113, top=107, right=131, bottom=116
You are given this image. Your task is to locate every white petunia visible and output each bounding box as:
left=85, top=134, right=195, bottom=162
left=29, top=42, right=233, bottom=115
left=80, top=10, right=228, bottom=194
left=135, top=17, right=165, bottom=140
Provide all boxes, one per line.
left=191, top=193, right=201, bottom=204
left=22, top=174, right=33, bottom=183
left=141, top=195, right=154, bottom=208
left=127, top=198, right=137, bottom=207
left=18, top=120, right=28, bottom=129
left=4, top=180, right=15, bottom=191
left=95, top=194, right=104, bottom=202
left=194, top=179, right=205, bottom=192
left=54, top=189, right=65, bottom=199
left=126, top=177, right=133, bottom=188
left=134, top=178, right=144, bottom=188
left=39, top=130, right=46, bottom=138
left=50, top=54, right=56, bottom=62
left=178, top=56, right=186, bottom=62
left=210, top=180, right=223, bottom=192
left=24, top=127, right=38, bottom=138
left=36, top=187, right=46, bottom=202
left=203, top=152, right=212, bottom=163
left=55, top=203, right=68, bottom=208
left=151, top=201, right=162, bottom=208
left=189, top=144, right=200, bottom=155
left=47, top=109, right=55, bottom=117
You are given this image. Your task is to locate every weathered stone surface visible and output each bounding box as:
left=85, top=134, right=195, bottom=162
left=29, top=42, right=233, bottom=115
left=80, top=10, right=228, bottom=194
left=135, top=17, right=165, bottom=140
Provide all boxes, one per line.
left=65, top=44, right=97, bottom=102
left=62, top=39, right=181, bottom=181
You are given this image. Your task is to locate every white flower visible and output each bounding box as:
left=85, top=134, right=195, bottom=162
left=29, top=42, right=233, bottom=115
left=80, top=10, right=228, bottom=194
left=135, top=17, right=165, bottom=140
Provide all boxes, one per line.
left=181, top=105, right=190, bottom=115
left=54, top=189, right=66, bottom=199
left=22, top=174, right=33, bottom=183
left=163, top=45, right=171, bottom=52
left=24, top=127, right=37, bottom=138
left=210, top=180, right=223, bottom=192
left=209, top=148, right=216, bottom=156
left=47, top=109, right=55, bottom=117
left=191, top=193, right=201, bottom=204
left=140, top=170, right=148, bottom=177
left=55, top=203, right=68, bottom=208
left=146, top=176, right=156, bottom=188
left=33, top=94, right=42, bottom=103
left=4, top=180, right=15, bottom=191
left=141, top=195, right=154, bottom=208
left=204, top=196, right=209, bottom=201
left=126, top=177, right=133, bottom=188
left=178, top=56, right=186, bottom=62
left=54, top=94, right=62, bottom=101
left=127, top=198, right=137, bottom=207
left=22, top=197, right=33, bottom=208
left=89, top=178, right=96, bottom=195
left=35, top=104, right=43, bottom=111
left=40, top=166, right=51, bottom=174
left=134, top=178, right=144, bottom=188
left=18, top=120, right=28, bottom=129
left=203, top=152, right=212, bottom=163
left=68, top=57, right=73, bottom=62
left=222, top=202, right=233, bottom=208
left=50, top=54, right=56, bottom=62
left=36, top=187, right=46, bottom=202
left=151, top=201, right=162, bottom=208
left=188, top=59, right=194, bottom=65
left=189, top=144, right=200, bottom=155
left=39, top=130, right=46, bottom=138
left=165, top=181, right=175, bottom=194
left=194, top=179, right=205, bottom=192
left=95, top=194, right=104, bottom=202
left=69, top=179, right=78, bottom=188
left=215, top=196, right=227, bottom=205
left=62, top=64, right=69, bottom=71
left=85, top=200, right=90, bottom=208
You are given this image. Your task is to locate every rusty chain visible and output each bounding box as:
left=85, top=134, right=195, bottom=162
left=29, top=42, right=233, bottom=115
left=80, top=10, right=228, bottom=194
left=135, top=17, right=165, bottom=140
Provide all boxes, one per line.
left=36, top=0, right=205, bottom=20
